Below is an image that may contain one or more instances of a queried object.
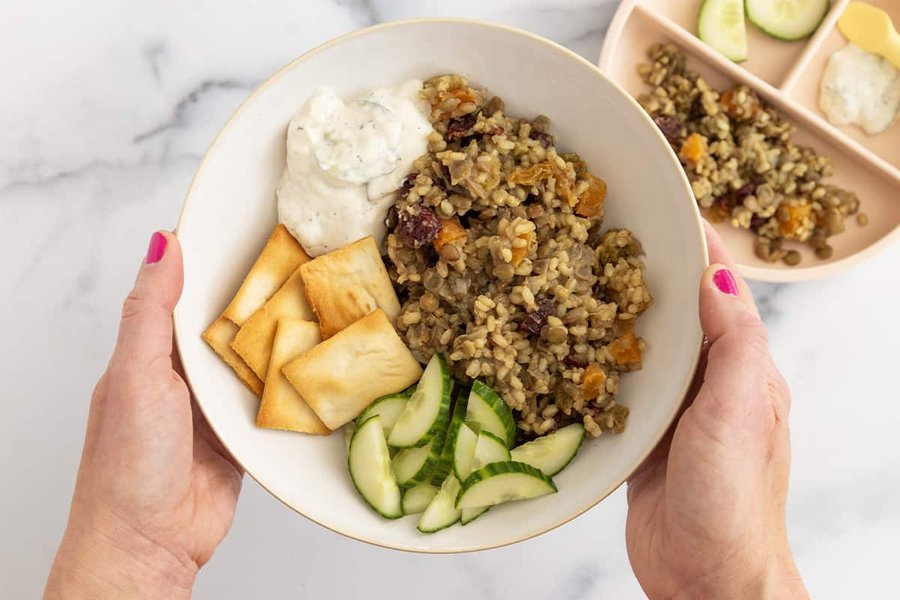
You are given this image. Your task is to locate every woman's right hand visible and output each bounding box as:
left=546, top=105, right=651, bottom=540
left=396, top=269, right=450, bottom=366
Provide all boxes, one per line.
left=625, top=222, right=809, bottom=599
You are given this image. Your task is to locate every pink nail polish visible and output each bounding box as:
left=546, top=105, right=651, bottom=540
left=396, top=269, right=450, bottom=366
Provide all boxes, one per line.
left=713, top=268, right=739, bottom=296
left=145, top=231, right=167, bottom=265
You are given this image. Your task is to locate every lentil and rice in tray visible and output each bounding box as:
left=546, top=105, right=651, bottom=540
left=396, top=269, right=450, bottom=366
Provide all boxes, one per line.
left=638, top=43, right=867, bottom=266
left=388, top=75, right=651, bottom=442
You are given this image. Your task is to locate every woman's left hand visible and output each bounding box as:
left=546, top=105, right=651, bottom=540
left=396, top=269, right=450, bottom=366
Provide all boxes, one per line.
left=45, top=231, right=243, bottom=600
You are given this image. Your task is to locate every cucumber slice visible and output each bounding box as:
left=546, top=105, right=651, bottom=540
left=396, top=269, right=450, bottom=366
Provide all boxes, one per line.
left=417, top=476, right=462, bottom=533
left=392, top=438, right=442, bottom=488
left=429, top=387, right=465, bottom=484
left=697, top=0, right=748, bottom=62
left=402, top=482, right=439, bottom=515
left=456, top=461, right=557, bottom=510
left=453, top=424, right=510, bottom=483
left=452, top=423, right=478, bottom=481
left=356, top=392, right=410, bottom=436
left=460, top=506, right=490, bottom=525
left=510, top=423, right=585, bottom=477
left=746, top=0, right=829, bottom=41
left=388, top=354, right=452, bottom=448
left=466, top=380, right=516, bottom=448
left=471, top=431, right=512, bottom=473
left=347, top=416, right=403, bottom=519
left=457, top=431, right=511, bottom=524
left=343, top=422, right=355, bottom=454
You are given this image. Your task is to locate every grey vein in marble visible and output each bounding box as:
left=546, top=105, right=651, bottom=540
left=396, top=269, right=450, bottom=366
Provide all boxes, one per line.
left=133, top=78, right=257, bottom=144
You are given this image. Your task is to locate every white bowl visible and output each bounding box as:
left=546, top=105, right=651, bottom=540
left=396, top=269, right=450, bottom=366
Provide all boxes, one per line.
left=174, top=19, right=707, bottom=553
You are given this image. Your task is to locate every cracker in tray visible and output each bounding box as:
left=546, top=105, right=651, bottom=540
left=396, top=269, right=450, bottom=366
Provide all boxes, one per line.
left=257, top=319, right=329, bottom=435
left=300, top=236, right=401, bottom=338
left=202, top=317, right=264, bottom=396
left=231, top=261, right=315, bottom=381
left=203, top=224, right=308, bottom=396
left=282, top=309, right=422, bottom=430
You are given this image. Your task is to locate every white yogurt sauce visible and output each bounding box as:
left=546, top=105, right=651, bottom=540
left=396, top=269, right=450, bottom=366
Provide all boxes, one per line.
left=820, top=43, right=900, bottom=136
left=276, top=79, right=432, bottom=256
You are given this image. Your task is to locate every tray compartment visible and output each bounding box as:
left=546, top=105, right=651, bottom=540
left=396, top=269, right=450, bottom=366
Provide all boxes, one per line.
left=782, top=0, right=900, bottom=169
left=639, top=0, right=825, bottom=87
left=600, top=5, right=900, bottom=278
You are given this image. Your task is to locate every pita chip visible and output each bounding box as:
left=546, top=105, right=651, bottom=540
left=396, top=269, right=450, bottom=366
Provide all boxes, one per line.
left=282, top=310, right=422, bottom=430
left=257, top=319, right=329, bottom=435
left=300, top=236, right=400, bottom=338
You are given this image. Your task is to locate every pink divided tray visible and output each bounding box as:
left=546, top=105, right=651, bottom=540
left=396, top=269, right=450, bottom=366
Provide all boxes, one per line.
left=599, top=0, right=900, bottom=282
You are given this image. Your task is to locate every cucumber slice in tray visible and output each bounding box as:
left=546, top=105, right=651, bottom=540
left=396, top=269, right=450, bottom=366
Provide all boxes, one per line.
left=697, top=0, right=748, bottom=62
left=698, top=0, right=827, bottom=63
left=746, top=0, right=829, bottom=41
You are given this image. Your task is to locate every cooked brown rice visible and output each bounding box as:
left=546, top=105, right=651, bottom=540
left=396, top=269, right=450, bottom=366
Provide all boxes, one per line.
left=637, top=43, right=863, bottom=266
left=385, top=75, right=652, bottom=440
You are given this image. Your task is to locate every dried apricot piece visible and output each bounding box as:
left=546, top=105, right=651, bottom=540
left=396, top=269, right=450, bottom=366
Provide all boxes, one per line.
left=678, top=133, right=708, bottom=165
left=575, top=173, right=607, bottom=217
left=581, top=363, right=607, bottom=399
left=510, top=230, right=536, bottom=266
left=507, top=160, right=576, bottom=205
left=720, top=86, right=761, bottom=120
left=609, top=331, right=642, bottom=369
left=776, top=202, right=812, bottom=238
left=552, top=163, right=577, bottom=206
left=433, top=218, right=467, bottom=251
left=430, top=84, right=480, bottom=121
left=508, top=161, right=554, bottom=186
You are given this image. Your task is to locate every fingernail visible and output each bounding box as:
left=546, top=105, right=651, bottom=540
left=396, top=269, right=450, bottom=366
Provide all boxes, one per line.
left=713, top=268, right=739, bottom=296
left=145, top=231, right=167, bottom=265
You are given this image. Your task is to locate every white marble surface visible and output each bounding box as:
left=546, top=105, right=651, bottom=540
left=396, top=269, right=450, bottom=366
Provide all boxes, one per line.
left=2, top=0, right=898, bottom=598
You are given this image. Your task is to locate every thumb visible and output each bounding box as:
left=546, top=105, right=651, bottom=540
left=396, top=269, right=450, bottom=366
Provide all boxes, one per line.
left=700, top=263, right=761, bottom=345
left=112, top=231, right=184, bottom=369
left=696, top=262, right=785, bottom=438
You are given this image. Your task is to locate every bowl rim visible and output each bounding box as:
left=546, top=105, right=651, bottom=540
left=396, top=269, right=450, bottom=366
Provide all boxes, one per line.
left=173, top=17, right=708, bottom=554
left=597, top=0, right=900, bottom=283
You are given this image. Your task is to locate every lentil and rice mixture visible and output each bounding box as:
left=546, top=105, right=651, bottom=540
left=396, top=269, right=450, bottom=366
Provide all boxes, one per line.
left=385, top=75, right=652, bottom=440
left=638, top=43, right=865, bottom=266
